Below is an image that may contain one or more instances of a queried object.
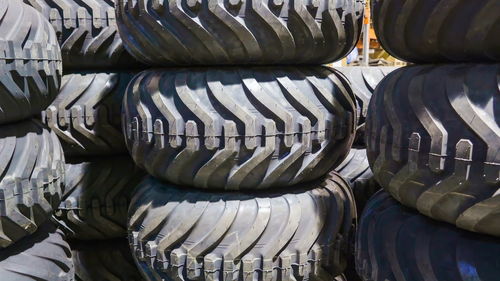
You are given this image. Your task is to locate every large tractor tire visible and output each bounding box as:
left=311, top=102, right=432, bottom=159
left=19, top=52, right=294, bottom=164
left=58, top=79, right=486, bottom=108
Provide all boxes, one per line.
left=366, top=64, right=500, bottom=237
left=335, top=148, right=379, bottom=212
left=123, top=67, right=356, bottom=190
left=0, top=0, right=62, bottom=125
left=337, top=67, right=398, bottom=146
left=371, top=0, right=500, bottom=63
left=128, top=174, right=356, bottom=281
left=356, top=191, right=500, bottom=281
left=55, top=156, right=145, bottom=240
left=43, top=72, right=136, bottom=156
left=115, top=0, right=364, bottom=65
left=71, top=239, right=143, bottom=281
left=0, top=119, right=65, bottom=248
left=0, top=223, right=74, bottom=281
left=24, top=0, right=141, bottom=69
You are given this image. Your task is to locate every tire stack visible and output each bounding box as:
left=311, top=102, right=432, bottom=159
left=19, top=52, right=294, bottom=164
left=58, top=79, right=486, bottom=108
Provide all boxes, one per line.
left=23, top=0, right=146, bottom=280
left=115, top=0, right=365, bottom=280
left=0, top=0, right=72, bottom=280
left=357, top=1, right=500, bottom=280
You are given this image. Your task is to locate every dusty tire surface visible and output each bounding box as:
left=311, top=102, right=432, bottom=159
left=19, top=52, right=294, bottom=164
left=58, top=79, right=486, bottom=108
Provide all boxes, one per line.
left=0, top=223, right=74, bottom=281
left=337, top=66, right=398, bottom=145
left=43, top=72, right=136, bottom=156
left=335, top=148, right=379, bottom=212
left=356, top=191, right=500, bottom=281
left=0, top=119, right=65, bottom=248
left=24, top=0, right=141, bottom=70
left=71, top=239, right=143, bottom=281
left=128, top=174, right=356, bottom=281
left=123, top=67, right=356, bottom=190
left=371, top=0, right=500, bottom=63
left=115, top=0, right=364, bottom=65
left=0, top=0, right=62, bottom=125
left=54, top=156, right=145, bottom=240
left=366, top=64, right=500, bottom=237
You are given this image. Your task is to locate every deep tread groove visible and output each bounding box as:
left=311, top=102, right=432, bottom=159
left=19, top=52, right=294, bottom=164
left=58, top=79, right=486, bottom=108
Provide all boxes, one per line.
left=115, top=0, right=365, bottom=65
left=54, top=156, right=145, bottom=240
left=366, top=64, right=500, bottom=237
left=0, top=0, right=62, bottom=125
left=356, top=191, right=500, bottom=281
left=128, top=174, right=356, bottom=281
left=24, top=0, right=142, bottom=69
left=122, top=67, right=357, bottom=190
left=0, top=119, right=65, bottom=248
left=371, top=0, right=500, bottom=63
left=43, top=72, right=137, bottom=156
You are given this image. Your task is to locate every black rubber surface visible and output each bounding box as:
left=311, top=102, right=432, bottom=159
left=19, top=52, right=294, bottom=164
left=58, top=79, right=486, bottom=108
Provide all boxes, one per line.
left=337, top=66, right=398, bottom=145
left=366, top=64, right=500, bottom=237
left=371, top=0, right=500, bottom=63
left=128, top=174, right=356, bottom=281
left=123, top=67, right=356, bottom=190
left=43, top=72, right=136, bottom=156
left=115, top=0, right=364, bottom=65
left=0, top=119, right=65, bottom=248
left=24, top=0, right=142, bottom=69
left=356, top=191, right=500, bottom=281
left=0, top=223, right=74, bottom=281
left=71, top=239, right=143, bottom=281
left=55, top=156, right=145, bottom=240
left=0, top=0, right=62, bottom=125
left=335, top=148, right=379, bottom=212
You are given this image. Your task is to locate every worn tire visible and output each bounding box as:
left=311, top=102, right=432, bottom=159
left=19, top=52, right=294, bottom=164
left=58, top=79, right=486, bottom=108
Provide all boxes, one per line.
left=356, top=191, right=500, bottom=281
left=0, top=0, right=62, bottom=125
left=71, top=239, right=143, bottom=281
left=115, top=0, right=364, bottom=65
left=123, top=67, right=356, bottom=190
left=54, top=156, right=145, bottom=240
left=43, top=72, right=136, bottom=156
left=335, top=148, right=379, bottom=212
left=24, top=0, right=141, bottom=70
left=337, top=67, right=398, bottom=145
left=371, top=0, right=500, bottom=63
left=128, top=174, right=356, bottom=281
left=366, top=64, right=500, bottom=237
left=0, top=223, right=74, bottom=281
left=0, top=119, right=65, bottom=248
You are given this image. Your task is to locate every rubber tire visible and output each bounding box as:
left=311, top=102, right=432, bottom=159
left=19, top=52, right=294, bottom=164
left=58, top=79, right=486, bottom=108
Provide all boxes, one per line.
left=128, top=174, right=356, bottom=281
left=0, top=119, right=65, bottom=248
left=335, top=148, right=380, bottom=212
left=366, top=64, right=500, bottom=237
left=123, top=67, right=356, bottom=190
left=0, top=0, right=62, bottom=125
left=24, top=0, right=142, bottom=70
left=356, top=191, right=500, bottom=281
left=54, top=156, right=145, bottom=240
left=43, top=72, right=137, bottom=156
left=0, top=223, right=74, bottom=281
left=371, top=0, right=500, bottom=63
left=337, top=66, right=398, bottom=146
left=71, top=239, right=143, bottom=281
left=115, top=0, right=364, bottom=66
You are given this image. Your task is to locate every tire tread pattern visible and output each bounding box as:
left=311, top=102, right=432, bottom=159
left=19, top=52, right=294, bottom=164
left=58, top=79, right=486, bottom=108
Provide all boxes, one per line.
left=366, top=64, right=500, bottom=236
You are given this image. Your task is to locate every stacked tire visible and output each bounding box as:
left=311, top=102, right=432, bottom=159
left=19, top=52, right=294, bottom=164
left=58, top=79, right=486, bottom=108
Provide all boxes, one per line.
left=114, top=0, right=365, bottom=279
left=0, top=1, right=73, bottom=280
left=356, top=1, right=500, bottom=280
left=23, top=0, right=146, bottom=280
